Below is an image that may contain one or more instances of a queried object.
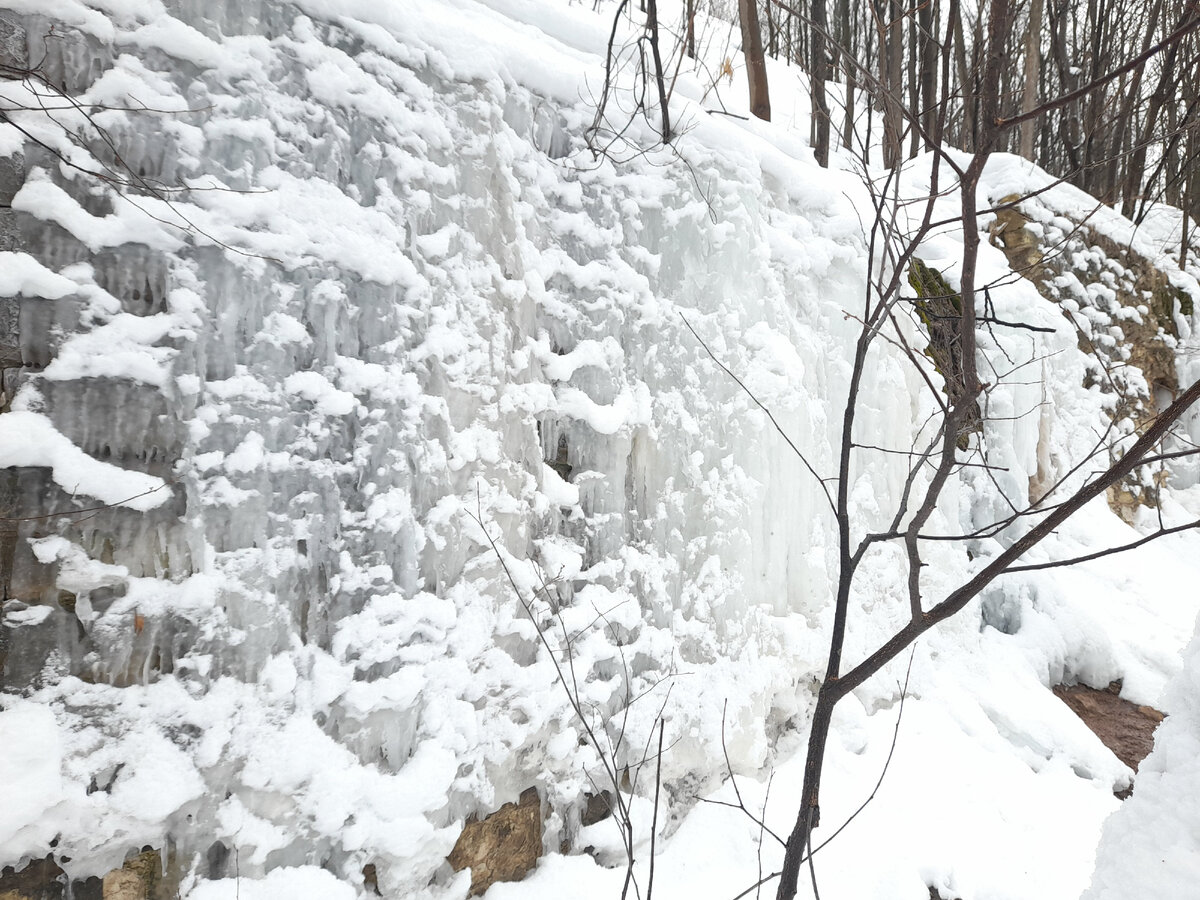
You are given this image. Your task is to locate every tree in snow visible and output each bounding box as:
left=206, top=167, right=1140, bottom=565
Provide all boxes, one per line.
left=761, top=2, right=1200, bottom=897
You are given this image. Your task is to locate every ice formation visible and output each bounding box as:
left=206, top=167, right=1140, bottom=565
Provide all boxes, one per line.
left=0, top=1, right=1199, bottom=899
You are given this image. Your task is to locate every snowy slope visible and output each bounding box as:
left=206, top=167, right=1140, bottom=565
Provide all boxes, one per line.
left=1, top=1, right=1199, bottom=899
left=1083, top=621, right=1200, bottom=898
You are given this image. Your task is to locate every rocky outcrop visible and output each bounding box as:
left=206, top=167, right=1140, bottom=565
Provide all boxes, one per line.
left=447, top=788, right=543, bottom=896
left=100, top=849, right=181, bottom=900
left=1054, top=681, right=1164, bottom=794
left=0, top=16, right=191, bottom=693
left=0, top=848, right=178, bottom=900
left=988, top=194, right=1195, bottom=520
left=0, top=856, right=72, bottom=900
left=908, top=258, right=981, bottom=449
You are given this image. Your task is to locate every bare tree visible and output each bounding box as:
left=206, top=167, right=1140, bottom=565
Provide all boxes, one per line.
left=587, top=0, right=674, bottom=158
left=755, top=2, right=1200, bottom=897
left=739, top=0, right=771, bottom=120
left=809, top=0, right=830, bottom=163
left=1020, top=0, right=1044, bottom=159
left=582, top=3, right=1200, bottom=894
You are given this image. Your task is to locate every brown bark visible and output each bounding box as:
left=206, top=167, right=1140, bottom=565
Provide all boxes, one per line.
left=919, top=0, right=940, bottom=150
left=811, top=0, right=831, bottom=164
left=646, top=0, right=672, bottom=142
left=739, top=0, right=772, bottom=120
left=686, top=0, right=695, bottom=58
left=875, top=0, right=905, bottom=166
left=1020, top=0, right=1044, bottom=159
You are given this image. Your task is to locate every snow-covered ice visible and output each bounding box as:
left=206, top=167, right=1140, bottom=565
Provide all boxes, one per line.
left=1, top=1, right=1199, bottom=898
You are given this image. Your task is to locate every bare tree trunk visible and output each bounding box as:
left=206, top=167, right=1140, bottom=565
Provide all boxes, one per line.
left=739, top=0, right=772, bottom=120
left=767, top=0, right=778, bottom=57
left=686, top=0, right=695, bottom=59
left=908, top=4, right=921, bottom=157
left=888, top=0, right=906, bottom=164
left=1166, top=89, right=1182, bottom=206
left=919, top=0, right=940, bottom=150
left=1021, top=0, right=1044, bottom=158
left=811, top=0, right=832, bottom=164
left=1183, top=69, right=1199, bottom=268
left=787, top=6, right=795, bottom=65
left=1101, top=0, right=1162, bottom=207
left=1182, top=156, right=1194, bottom=270
left=1126, top=44, right=1183, bottom=212
left=646, top=0, right=672, bottom=142
left=951, top=4, right=975, bottom=148
left=878, top=0, right=905, bottom=166
left=837, top=0, right=857, bottom=152
left=843, top=70, right=857, bottom=152
left=862, top=13, right=876, bottom=165
left=1123, top=2, right=1190, bottom=214
left=1046, top=0, right=1081, bottom=173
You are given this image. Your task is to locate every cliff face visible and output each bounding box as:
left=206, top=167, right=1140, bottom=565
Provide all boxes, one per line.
left=986, top=185, right=1200, bottom=518
left=0, top=3, right=865, bottom=893
left=1, top=3, right=1199, bottom=900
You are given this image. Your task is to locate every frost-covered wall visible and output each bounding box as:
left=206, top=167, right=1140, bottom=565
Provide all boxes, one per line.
left=0, top=2, right=875, bottom=893
left=1, top=2, right=1200, bottom=899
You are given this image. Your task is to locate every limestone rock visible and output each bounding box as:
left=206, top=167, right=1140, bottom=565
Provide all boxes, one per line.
left=1054, top=681, right=1164, bottom=792
left=0, top=857, right=65, bottom=900
left=987, top=193, right=1192, bottom=521
left=581, top=791, right=615, bottom=827
left=989, top=201, right=1046, bottom=283
left=448, top=788, right=542, bottom=896
left=101, top=869, right=144, bottom=900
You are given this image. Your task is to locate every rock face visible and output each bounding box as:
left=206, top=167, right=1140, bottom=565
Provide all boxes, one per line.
left=908, top=258, right=980, bottom=448
left=100, top=849, right=179, bottom=900
left=0, top=9, right=191, bottom=695
left=0, top=849, right=178, bottom=900
left=1054, top=681, right=1164, bottom=782
left=447, top=788, right=542, bottom=896
left=988, top=193, right=1191, bottom=520
left=0, top=2, right=871, bottom=892
left=0, top=857, right=69, bottom=900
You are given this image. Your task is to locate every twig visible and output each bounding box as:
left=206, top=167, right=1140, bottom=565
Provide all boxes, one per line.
left=0, top=483, right=171, bottom=523
left=680, top=313, right=836, bottom=515
left=1003, top=516, right=1200, bottom=572
left=647, top=720, right=664, bottom=900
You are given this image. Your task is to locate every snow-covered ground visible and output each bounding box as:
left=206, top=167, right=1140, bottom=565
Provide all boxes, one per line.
left=1, top=1, right=1199, bottom=898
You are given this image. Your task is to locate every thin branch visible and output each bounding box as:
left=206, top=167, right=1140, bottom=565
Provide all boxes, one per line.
left=647, top=720, right=664, bottom=900
left=1003, top=517, right=1200, bottom=572
left=680, top=312, right=836, bottom=514
left=0, top=483, right=171, bottom=523
left=996, top=10, right=1200, bottom=130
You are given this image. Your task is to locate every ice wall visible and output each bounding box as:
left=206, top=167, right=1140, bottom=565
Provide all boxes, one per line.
left=0, top=2, right=879, bottom=893
left=0, top=1, right=1198, bottom=899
